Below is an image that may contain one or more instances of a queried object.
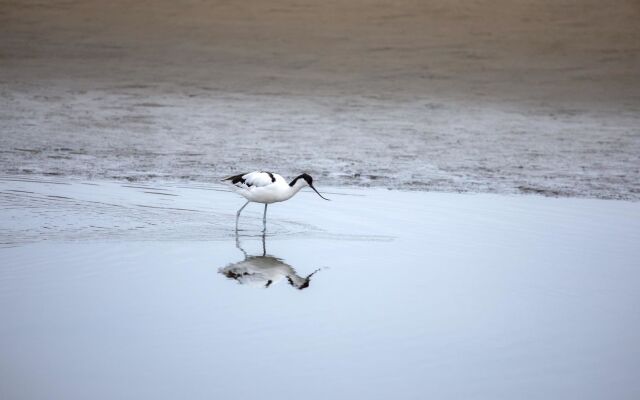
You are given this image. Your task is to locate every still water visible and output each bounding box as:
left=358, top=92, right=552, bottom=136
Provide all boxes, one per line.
left=1, top=177, right=639, bottom=399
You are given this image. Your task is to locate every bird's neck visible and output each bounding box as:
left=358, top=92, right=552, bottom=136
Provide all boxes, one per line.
left=289, top=174, right=306, bottom=187
left=284, top=180, right=306, bottom=200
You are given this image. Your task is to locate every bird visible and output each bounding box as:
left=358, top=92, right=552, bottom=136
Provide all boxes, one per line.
left=222, top=171, right=329, bottom=227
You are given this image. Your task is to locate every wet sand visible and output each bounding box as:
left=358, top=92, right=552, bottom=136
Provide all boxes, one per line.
left=1, top=0, right=639, bottom=199
left=1, top=177, right=639, bottom=399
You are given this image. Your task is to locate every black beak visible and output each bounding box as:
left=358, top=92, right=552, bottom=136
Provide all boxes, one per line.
left=309, top=183, right=330, bottom=201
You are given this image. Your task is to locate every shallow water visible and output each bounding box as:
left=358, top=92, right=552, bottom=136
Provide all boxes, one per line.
left=1, top=177, right=639, bottom=399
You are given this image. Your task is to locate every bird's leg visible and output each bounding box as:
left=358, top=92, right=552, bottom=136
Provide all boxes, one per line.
left=236, top=201, right=250, bottom=217
left=263, top=204, right=268, bottom=230
left=235, top=201, right=250, bottom=230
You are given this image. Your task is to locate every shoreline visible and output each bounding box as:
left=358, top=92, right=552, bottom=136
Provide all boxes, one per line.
left=1, top=173, right=638, bottom=202
left=2, top=176, right=639, bottom=248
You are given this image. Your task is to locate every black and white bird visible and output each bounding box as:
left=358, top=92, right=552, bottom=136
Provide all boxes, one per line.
left=223, top=171, right=329, bottom=226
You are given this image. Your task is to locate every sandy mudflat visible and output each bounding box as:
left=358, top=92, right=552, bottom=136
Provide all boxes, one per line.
left=1, top=0, right=639, bottom=199
left=1, top=177, right=640, bottom=399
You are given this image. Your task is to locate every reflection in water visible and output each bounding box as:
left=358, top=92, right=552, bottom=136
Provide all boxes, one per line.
left=219, top=231, right=321, bottom=290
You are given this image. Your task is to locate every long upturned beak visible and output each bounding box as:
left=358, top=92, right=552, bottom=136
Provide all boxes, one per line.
left=309, top=184, right=330, bottom=201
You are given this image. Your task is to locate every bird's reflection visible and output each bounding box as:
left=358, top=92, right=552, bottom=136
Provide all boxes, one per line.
left=219, top=230, right=320, bottom=290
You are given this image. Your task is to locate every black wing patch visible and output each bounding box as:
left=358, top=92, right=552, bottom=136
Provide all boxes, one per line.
left=223, top=173, right=250, bottom=186
left=264, top=171, right=276, bottom=183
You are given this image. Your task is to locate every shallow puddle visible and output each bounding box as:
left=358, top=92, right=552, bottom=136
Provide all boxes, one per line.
left=1, top=177, right=639, bottom=399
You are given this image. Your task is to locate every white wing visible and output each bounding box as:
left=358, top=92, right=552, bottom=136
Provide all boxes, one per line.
left=224, top=171, right=277, bottom=189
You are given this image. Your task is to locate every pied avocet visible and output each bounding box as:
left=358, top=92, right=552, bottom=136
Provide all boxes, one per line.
left=223, top=171, right=329, bottom=226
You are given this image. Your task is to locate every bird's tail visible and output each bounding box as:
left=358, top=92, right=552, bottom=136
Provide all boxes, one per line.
left=221, top=173, right=243, bottom=182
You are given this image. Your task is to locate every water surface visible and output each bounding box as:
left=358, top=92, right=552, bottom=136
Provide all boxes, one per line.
left=1, top=177, right=639, bottom=399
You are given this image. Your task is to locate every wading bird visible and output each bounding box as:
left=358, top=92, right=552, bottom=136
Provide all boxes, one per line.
left=223, top=171, right=330, bottom=227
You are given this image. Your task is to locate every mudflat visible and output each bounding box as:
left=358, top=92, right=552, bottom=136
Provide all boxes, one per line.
left=1, top=0, right=639, bottom=198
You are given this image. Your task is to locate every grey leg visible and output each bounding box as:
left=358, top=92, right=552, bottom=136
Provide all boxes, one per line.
left=263, top=204, right=268, bottom=228
left=236, top=201, right=250, bottom=218
left=235, top=201, right=250, bottom=230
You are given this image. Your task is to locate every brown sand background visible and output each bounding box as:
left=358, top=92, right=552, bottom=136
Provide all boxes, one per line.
left=1, top=0, right=639, bottom=198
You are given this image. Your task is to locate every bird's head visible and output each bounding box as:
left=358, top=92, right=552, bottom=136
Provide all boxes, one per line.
left=296, top=173, right=330, bottom=201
